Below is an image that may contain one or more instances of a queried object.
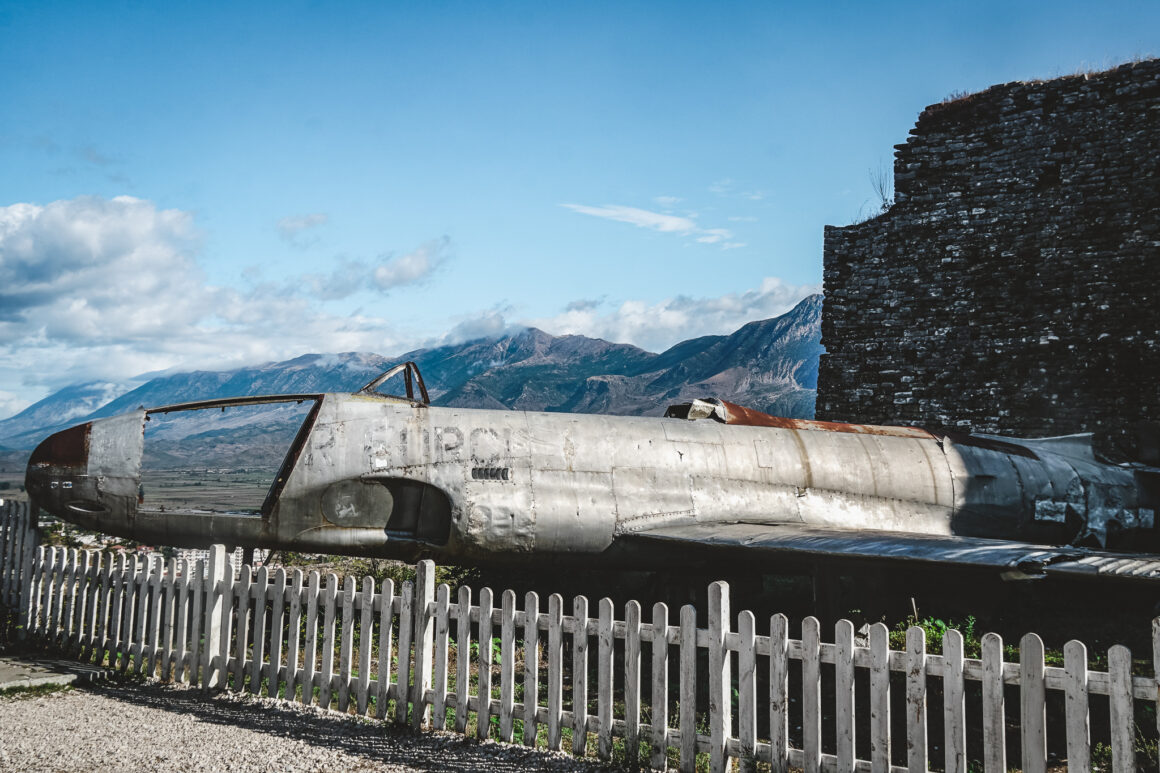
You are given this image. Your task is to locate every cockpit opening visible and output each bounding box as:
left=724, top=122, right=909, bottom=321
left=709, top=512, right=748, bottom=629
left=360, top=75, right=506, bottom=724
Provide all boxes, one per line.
left=140, top=396, right=320, bottom=516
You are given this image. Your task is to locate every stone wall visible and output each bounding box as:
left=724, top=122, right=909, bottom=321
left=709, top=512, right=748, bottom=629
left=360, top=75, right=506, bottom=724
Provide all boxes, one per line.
left=817, top=59, right=1159, bottom=456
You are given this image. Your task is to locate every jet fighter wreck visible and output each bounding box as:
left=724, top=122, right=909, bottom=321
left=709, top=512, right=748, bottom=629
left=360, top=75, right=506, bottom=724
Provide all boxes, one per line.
left=25, top=362, right=1160, bottom=582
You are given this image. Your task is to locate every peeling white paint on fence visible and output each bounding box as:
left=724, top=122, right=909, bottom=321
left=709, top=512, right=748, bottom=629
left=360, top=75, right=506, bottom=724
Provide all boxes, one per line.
left=3, top=500, right=1159, bottom=772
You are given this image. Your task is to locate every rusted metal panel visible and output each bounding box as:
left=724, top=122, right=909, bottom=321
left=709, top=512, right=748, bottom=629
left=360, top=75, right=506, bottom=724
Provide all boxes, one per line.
left=667, top=398, right=937, bottom=439
left=27, top=421, right=90, bottom=472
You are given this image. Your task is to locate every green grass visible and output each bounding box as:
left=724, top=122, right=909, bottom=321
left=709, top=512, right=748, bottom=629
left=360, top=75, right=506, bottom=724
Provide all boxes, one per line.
left=0, top=682, right=73, bottom=699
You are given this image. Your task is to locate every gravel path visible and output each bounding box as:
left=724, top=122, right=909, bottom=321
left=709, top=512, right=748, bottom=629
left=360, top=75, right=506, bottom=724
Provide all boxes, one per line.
left=0, top=681, right=619, bottom=772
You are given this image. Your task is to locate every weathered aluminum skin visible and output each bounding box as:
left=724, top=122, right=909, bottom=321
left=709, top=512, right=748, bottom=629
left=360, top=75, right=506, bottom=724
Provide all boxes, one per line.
left=24, top=373, right=1160, bottom=580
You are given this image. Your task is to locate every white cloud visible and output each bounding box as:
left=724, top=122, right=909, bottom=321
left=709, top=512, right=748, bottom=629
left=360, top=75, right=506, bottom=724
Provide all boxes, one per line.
left=562, top=204, right=697, bottom=234
left=301, top=257, right=369, bottom=300
left=0, top=389, right=29, bottom=420
left=292, top=237, right=453, bottom=300
left=373, top=236, right=452, bottom=290
left=709, top=178, right=733, bottom=194
left=79, top=145, right=119, bottom=167
left=442, top=307, right=517, bottom=345
left=277, top=212, right=328, bottom=246
left=653, top=195, right=682, bottom=206
left=441, top=278, right=817, bottom=355
left=0, top=196, right=417, bottom=415
left=695, top=228, right=732, bottom=244
left=422, top=278, right=819, bottom=356
left=564, top=298, right=602, bottom=312
left=529, top=277, right=819, bottom=352
left=562, top=203, right=734, bottom=247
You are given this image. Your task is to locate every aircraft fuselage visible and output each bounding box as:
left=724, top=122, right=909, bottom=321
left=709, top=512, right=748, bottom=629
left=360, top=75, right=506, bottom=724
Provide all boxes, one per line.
left=25, top=389, right=1156, bottom=570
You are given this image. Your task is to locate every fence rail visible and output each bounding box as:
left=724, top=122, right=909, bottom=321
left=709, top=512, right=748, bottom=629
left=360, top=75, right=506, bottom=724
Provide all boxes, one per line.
left=3, top=500, right=1158, bottom=772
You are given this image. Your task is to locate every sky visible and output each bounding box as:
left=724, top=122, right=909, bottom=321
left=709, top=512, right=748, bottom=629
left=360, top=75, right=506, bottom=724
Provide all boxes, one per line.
left=1, top=1, right=1158, bottom=419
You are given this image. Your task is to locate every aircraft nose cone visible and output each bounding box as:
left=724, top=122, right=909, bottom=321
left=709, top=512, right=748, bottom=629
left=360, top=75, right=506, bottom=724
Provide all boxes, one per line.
left=25, top=422, right=98, bottom=518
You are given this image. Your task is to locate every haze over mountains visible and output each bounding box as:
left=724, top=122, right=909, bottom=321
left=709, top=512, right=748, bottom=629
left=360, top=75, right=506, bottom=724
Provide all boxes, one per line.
left=0, top=295, right=823, bottom=458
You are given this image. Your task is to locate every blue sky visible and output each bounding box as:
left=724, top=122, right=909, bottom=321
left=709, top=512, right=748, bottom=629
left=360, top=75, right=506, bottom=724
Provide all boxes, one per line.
left=1, top=1, right=1157, bottom=418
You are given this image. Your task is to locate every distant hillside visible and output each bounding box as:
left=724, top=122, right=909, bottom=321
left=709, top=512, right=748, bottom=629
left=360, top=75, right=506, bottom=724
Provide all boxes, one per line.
left=0, top=294, right=824, bottom=458
left=440, top=294, right=823, bottom=418
left=0, top=380, right=138, bottom=443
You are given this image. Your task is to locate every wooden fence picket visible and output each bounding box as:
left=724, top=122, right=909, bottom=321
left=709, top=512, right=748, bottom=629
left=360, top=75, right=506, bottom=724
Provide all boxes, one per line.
left=173, top=559, right=190, bottom=681
left=357, top=576, right=377, bottom=716
left=679, top=603, right=696, bottom=773
left=37, top=547, right=54, bottom=639
left=251, top=564, right=271, bottom=687
left=188, top=558, right=205, bottom=685
left=1108, top=644, right=1134, bottom=773
left=597, top=596, right=614, bottom=760
left=1020, top=633, right=1047, bottom=773
left=42, top=547, right=56, bottom=642
left=905, top=626, right=927, bottom=773
left=375, top=578, right=395, bottom=719
left=943, top=629, right=966, bottom=773
left=737, top=610, right=757, bottom=773
left=160, top=557, right=176, bottom=680
left=319, top=572, right=339, bottom=709
left=412, top=561, right=435, bottom=730
left=286, top=569, right=304, bottom=701
left=834, top=618, right=855, bottom=773
left=301, top=570, right=320, bottom=706
left=395, top=580, right=413, bottom=724
left=454, top=585, right=471, bottom=732
left=1154, top=619, right=1160, bottom=773
left=770, top=613, right=789, bottom=773
left=338, top=575, right=355, bottom=712
left=499, top=589, right=516, bottom=743
left=203, top=545, right=230, bottom=690
left=547, top=592, right=563, bottom=751
left=233, top=565, right=252, bottom=689
left=571, top=594, right=589, bottom=756
left=125, top=555, right=142, bottom=673
left=477, top=586, right=495, bottom=740
left=133, top=556, right=148, bottom=673
left=86, top=552, right=105, bottom=658
left=244, top=566, right=264, bottom=694
left=650, top=602, right=670, bottom=772
left=431, top=583, right=451, bottom=729
left=38, top=545, right=53, bottom=640
left=868, top=622, right=890, bottom=773
left=802, top=616, right=822, bottom=773
left=0, top=506, right=11, bottom=606
left=59, top=549, right=76, bottom=649
left=73, top=550, right=87, bottom=651
left=522, top=590, right=540, bottom=747
left=146, top=557, right=163, bottom=674
left=107, top=553, right=125, bottom=668
left=25, top=546, right=44, bottom=637
left=708, top=581, right=731, bottom=773
left=17, top=508, right=39, bottom=636
left=981, top=632, right=1006, bottom=773
left=624, top=600, right=642, bottom=765
left=1063, top=640, right=1089, bottom=772
left=268, top=568, right=287, bottom=699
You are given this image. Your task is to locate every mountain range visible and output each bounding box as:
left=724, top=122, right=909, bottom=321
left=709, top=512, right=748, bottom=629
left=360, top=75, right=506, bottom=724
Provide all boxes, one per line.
left=0, top=294, right=823, bottom=460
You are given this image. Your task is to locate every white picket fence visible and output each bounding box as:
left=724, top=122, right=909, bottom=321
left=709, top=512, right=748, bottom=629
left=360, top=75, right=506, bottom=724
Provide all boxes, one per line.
left=0, top=499, right=38, bottom=619
left=3, top=499, right=1159, bottom=772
